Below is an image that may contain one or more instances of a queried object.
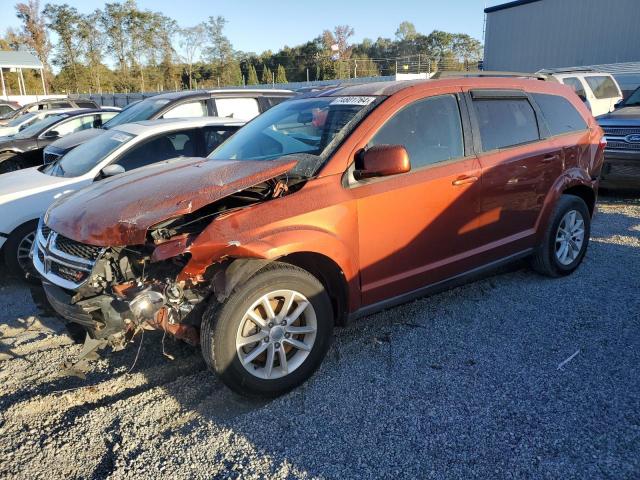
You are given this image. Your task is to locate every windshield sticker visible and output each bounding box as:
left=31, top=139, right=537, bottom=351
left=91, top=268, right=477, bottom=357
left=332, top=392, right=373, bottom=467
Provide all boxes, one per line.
left=330, top=96, right=376, bottom=106
left=110, top=132, right=131, bottom=142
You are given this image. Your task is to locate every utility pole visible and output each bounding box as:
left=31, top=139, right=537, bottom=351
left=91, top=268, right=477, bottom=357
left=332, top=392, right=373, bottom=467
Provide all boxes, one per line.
left=306, top=68, right=309, bottom=83
left=354, top=59, right=357, bottom=79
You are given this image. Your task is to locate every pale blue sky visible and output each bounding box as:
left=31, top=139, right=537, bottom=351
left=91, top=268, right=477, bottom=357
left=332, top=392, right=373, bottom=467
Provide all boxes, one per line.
left=0, top=0, right=507, bottom=53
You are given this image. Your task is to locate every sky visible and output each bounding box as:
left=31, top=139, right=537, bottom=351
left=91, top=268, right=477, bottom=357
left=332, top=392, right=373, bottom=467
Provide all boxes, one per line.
left=0, top=0, right=508, bottom=54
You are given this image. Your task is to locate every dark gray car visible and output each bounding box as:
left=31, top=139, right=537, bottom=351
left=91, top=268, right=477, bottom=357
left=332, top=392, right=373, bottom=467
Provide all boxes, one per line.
left=598, top=86, right=640, bottom=189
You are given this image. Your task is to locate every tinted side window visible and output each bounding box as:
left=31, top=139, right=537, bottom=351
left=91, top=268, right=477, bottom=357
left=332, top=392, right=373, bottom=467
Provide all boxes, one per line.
left=532, top=93, right=587, bottom=136
left=76, top=101, right=98, bottom=108
left=369, top=94, right=464, bottom=169
left=202, top=126, right=237, bottom=154
left=584, top=76, right=620, bottom=99
left=161, top=100, right=208, bottom=119
left=473, top=99, right=539, bottom=151
left=215, top=98, right=260, bottom=120
left=116, top=129, right=199, bottom=171
left=562, top=77, right=586, bottom=99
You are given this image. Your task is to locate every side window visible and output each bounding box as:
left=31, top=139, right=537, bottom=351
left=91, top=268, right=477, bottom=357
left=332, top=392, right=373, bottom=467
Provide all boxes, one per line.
left=52, top=102, right=72, bottom=108
left=584, top=76, right=620, bottom=99
left=0, top=105, right=11, bottom=115
left=473, top=98, right=539, bottom=151
left=93, top=112, right=118, bottom=127
left=161, top=100, right=208, bottom=119
left=115, top=129, right=199, bottom=171
left=215, top=98, right=260, bottom=120
left=76, top=101, right=97, bottom=108
left=532, top=93, right=587, bottom=136
left=265, top=96, right=288, bottom=108
left=562, top=77, right=587, bottom=100
left=202, top=126, right=237, bottom=154
left=368, top=95, right=464, bottom=169
left=51, top=116, right=94, bottom=136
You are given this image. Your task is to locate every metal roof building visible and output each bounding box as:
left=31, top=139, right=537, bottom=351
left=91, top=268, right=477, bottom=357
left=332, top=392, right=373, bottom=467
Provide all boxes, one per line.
left=483, top=0, right=640, bottom=72
left=0, top=50, right=46, bottom=98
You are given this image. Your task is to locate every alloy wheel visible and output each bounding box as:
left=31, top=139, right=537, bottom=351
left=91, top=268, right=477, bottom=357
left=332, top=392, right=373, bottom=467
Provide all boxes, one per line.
left=235, top=289, right=317, bottom=380
left=555, top=209, right=585, bottom=266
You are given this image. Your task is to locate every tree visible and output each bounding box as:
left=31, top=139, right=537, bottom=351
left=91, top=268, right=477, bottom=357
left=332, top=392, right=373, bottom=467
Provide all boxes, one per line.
left=78, top=11, right=106, bottom=92
left=179, top=23, right=206, bottom=89
left=261, top=65, right=272, bottom=84
left=395, top=21, right=417, bottom=41
left=44, top=3, right=82, bottom=92
left=275, top=64, right=287, bottom=84
left=246, top=64, right=259, bottom=85
left=15, top=0, right=52, bottom=87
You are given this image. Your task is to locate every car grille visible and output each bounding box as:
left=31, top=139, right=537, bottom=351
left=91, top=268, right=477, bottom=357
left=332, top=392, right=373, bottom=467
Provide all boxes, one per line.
left=606, top=141, right=640, bottom=151
left=606, top=163, right=640, bottom=178
left=55, top=234, right=102, bottom=260
left=603, top=126, right=640, bottom=152
left=32, top=221, right=105, bottom=290
left=43, top=151, right=62, bottom=165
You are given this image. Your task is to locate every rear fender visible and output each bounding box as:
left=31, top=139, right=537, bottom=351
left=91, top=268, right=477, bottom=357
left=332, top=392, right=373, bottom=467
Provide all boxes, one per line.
left=534, top=168, right=596, bottom=243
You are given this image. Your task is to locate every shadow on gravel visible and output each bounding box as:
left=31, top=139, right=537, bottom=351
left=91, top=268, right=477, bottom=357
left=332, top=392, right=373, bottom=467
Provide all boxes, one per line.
left=2, top=200, right=640, bottom=479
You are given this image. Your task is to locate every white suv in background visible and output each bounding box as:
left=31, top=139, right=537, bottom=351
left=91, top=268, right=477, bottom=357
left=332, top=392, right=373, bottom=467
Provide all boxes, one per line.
left=541, top=69, right=623, bottom=117
left=0, top=117, right=245, bottom=279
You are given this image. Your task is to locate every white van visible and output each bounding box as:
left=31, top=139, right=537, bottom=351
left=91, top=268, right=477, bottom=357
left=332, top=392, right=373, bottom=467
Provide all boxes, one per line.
left=541, top=69, right=623, bottom=117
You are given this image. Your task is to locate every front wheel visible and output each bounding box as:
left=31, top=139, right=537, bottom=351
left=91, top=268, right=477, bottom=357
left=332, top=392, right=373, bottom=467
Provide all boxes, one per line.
left=4, top=220, right=39, bottom=282
left=531, top=195, right=591, bottom=277
left=201, top=263, right=333, bottom=397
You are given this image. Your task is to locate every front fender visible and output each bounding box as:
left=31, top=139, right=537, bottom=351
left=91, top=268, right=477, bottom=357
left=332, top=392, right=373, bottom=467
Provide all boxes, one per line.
left=178, top=226, right=358, bottom=290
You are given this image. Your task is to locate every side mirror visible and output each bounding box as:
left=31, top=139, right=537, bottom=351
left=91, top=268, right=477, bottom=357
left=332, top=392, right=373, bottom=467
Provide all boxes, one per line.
left=19, top=124, right=27, bottom=131
left=44, top=130, right=60, bottom=139
left=355, top=144, right=411, bottom=180
left=614, top=99, right=624, bottom=110
left=101, top=164, right=125, bottom=177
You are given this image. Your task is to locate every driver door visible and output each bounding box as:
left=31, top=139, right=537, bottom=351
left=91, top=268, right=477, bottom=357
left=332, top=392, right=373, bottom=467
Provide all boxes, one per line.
left=351, top=91, right=483, bottom=305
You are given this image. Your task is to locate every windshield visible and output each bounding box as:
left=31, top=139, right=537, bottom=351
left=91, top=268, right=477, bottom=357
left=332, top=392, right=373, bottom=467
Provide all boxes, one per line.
left=209, top=96, right=381, bottom=176
left=103, top=98, right=171, bottom=129
left=7, top=112, right=37, bottom=127
left=13, top=114, right=68, bottom=139
left=623, top=87, right=640, bottom=107
left=45, top=130, right=135, bottom=178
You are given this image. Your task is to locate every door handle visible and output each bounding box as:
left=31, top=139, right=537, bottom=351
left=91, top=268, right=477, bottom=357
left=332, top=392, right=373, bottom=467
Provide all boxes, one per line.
left=452, top=175, right=478, bottom=186
left=542, top=154, right=559, bottom=163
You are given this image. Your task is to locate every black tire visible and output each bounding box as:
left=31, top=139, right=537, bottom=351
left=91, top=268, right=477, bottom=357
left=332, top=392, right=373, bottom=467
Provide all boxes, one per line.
left=201, top=262, right=334, bottom=398
left=0, top=152, right=20, bottom=174
left=531, top=194, right=591, bottom=277
left=4, top=219, right=39, bottom=282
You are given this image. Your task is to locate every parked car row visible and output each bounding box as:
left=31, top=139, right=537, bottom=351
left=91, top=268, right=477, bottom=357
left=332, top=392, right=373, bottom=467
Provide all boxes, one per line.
left=10, top=75, right=606, bottom=397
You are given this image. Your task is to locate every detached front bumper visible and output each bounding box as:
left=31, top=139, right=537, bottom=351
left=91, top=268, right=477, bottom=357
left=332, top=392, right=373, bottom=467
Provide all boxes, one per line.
left=42, top=280, right=128, bottom=339
left=600, top=150, right=640, bottom=189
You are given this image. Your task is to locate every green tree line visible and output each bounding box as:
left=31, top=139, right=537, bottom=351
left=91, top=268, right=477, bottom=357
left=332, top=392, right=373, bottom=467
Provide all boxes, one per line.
left=1, top=0, right=482, bottom=94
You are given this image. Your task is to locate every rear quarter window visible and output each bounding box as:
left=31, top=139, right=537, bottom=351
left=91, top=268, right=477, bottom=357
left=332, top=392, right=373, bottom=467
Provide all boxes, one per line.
left=532, top=93, right=588, bottom=135
left=584, top=76, right=620, bottom=99
left=473, top=98, right=539, bottom=151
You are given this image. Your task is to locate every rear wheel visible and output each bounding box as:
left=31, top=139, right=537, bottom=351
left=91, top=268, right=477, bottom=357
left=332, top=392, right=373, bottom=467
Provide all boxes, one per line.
left=4, top=220, right=39, bottom=282
left=201, top=263, right=333, bottom=397
left=0, top=152, right=20, bottom=174
left=531, top=195, right=591, bottom=277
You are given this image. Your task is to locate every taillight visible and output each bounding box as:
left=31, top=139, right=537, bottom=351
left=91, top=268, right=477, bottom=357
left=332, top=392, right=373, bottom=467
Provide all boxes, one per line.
left=599, top=136, right=607, bottom=150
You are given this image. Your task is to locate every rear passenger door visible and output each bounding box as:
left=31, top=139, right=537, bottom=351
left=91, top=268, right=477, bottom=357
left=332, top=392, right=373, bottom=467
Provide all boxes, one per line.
left=467, top=89, right=558, bottom=255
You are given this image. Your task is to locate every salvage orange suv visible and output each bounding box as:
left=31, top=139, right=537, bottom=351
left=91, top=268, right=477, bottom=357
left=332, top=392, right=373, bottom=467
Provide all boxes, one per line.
left=34, top=77, right=605, bottom=397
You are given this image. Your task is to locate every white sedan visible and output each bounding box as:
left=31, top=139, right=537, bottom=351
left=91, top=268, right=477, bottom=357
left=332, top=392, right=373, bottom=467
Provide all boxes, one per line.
left=0, top=108, right=81, bottom=137
left=0, top=117, right=245, bottom=278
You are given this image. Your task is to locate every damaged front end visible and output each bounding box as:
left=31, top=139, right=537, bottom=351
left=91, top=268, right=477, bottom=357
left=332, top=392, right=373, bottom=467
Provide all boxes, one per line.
left=33, top=159, right=304, bottom=352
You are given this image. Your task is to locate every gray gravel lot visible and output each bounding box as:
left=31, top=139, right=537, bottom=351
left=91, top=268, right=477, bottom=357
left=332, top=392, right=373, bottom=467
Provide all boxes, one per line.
left=0, top=195, right=639, bottom=479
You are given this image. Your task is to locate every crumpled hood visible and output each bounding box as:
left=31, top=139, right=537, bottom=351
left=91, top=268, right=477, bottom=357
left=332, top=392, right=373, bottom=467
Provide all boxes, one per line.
left=45, top=157, right=298, bottom=246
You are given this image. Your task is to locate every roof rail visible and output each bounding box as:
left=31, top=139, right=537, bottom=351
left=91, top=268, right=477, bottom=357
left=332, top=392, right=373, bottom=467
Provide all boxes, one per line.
left=536, top=67, right=600, bottom=74
left=433, top=71, right=556, bottom=82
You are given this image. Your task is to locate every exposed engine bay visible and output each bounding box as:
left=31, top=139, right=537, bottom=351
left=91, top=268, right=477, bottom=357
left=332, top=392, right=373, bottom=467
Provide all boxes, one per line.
left=35, top=175, right=306, bottom=363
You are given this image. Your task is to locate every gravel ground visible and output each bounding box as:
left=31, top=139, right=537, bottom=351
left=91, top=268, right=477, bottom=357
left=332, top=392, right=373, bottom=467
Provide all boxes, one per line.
left=1, top=195, right=639, bottom=480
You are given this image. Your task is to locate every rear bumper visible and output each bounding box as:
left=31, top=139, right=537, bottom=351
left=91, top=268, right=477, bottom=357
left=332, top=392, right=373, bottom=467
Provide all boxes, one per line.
left=600, top=150, right=640, bottom=189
